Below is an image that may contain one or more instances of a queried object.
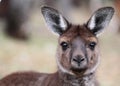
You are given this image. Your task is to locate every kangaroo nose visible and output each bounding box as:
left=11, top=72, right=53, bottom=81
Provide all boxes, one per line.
left=72, top=55, right=85, bottom=63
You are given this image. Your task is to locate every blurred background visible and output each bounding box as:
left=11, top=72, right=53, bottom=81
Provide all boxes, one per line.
left=0, top=0, right=120, bottom=86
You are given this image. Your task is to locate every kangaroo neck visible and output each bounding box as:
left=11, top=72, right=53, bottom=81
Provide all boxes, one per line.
left=57, top=71, right=96, bottom=86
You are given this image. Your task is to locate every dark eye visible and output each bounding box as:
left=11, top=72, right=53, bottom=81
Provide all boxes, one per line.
left=88, top=42, right=96, bottom=50
left=60, top=42, right=69, bottom=51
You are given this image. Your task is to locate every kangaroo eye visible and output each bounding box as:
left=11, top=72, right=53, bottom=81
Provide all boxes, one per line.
left=89, top=42, right=96, bottom=50
left=60, top=42, right=69, bottom=51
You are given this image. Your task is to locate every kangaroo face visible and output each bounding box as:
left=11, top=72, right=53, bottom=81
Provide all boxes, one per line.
left=41, top=6, right=114, bottom=75
left=57, top=25, right=99, bottom=74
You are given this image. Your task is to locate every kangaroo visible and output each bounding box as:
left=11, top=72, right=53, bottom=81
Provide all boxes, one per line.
left=114, top=0, right=120, bottom=33
left=0, top=0, right=56, bottom=40
left=0, top=6, right=114, bottom=86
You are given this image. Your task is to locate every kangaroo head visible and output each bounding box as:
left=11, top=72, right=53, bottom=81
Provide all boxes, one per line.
left=41, top=6, right=114, bottom=75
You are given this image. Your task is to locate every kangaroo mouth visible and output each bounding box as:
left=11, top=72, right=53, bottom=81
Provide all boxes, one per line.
left=70, top=67, right=87, bottom=74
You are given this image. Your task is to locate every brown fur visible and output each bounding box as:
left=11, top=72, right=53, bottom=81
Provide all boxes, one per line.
left=58, top=25, right=99, bottom=74
left=0, top=6, right=114, bottom=86
left=0, top=25, right=99, bottom=86
left=114, top=0, right=120, bottom=33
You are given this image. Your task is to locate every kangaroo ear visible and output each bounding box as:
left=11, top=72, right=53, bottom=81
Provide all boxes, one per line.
left=87, top=7, right=114, bottom=36
left=41, top=6, right=69, bottom=35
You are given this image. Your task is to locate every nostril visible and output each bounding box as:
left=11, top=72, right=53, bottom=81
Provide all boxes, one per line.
left=73, top=58, right=78, bottom=62
left=72, top=56, right=85, bottom=63
left=80, top=58, right=85, bottom=62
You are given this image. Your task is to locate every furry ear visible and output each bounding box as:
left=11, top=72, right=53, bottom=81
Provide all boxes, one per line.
left=41, top=6, right=69, bottom=35
left=87, top=7, right=114, bottom=36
